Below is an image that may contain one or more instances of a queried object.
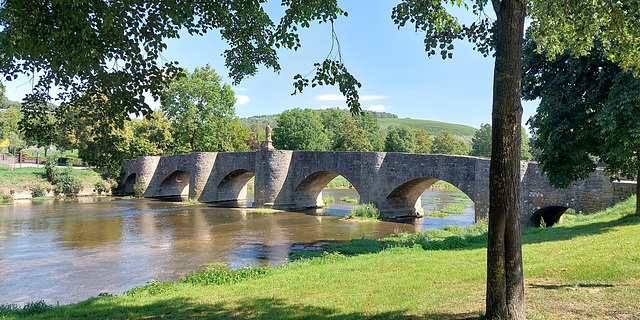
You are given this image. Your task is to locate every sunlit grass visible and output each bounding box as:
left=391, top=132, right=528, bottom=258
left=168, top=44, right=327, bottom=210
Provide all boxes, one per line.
left=2, top=196, right=638, bottom=319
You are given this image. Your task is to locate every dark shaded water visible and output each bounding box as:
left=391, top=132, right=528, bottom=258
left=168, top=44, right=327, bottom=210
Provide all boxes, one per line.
left=0, top=189, right=473, bottom=306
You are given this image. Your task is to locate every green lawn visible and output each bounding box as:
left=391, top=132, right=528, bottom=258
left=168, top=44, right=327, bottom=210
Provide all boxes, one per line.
left=2, top=197, right=639, bottom=319
left=0, top=165, right=104, bottom=196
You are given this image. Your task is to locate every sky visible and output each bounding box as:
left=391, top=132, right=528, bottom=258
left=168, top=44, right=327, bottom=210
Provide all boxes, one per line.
left=2, top=1, right=539, bottom=130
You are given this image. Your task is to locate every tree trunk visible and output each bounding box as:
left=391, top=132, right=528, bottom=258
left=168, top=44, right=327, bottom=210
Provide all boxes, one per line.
left=486, top=1, right=527, bottom=319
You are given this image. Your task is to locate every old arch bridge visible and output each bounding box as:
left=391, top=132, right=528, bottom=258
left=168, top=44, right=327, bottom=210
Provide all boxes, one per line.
left=120, top=150, right=635, bottom=228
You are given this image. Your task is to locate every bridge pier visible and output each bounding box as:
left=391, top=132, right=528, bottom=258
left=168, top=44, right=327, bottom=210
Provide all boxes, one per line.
left=253, top=149, right=294, bottom=208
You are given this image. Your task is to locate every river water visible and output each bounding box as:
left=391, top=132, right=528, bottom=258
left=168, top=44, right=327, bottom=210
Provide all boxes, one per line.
left=0, top=189, right=473, bottom=306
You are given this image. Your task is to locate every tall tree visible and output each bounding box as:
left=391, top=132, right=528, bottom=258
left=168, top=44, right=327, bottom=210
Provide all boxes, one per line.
left=472, top=124, right=531, bottom=160
left=413, top=129, right=433, bottom=154
left=273, top=108, right=330, bottom=151
left=354, top=111, right=385, bottom=151
left=432, top=130, right=469, bottom=155
left=334, top=117, right=373, bottom=151
left=128, top=110, right=174, bottom=158
left=471, top=123, right=492, bottom=157
left=161, top=65, right=249, bottom=153
left=320, top=108, right=349, bottom=149
left=394, top=2, right=640, bottom=318
left=524, top=36, right=640, bottom=214
left=0, top=0, right=361, bottom=132
left=384, top=126, right=416, bottom=153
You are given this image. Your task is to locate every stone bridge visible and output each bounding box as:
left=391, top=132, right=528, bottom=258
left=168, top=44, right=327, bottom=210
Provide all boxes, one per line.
left=119, top=150, right=636, bottom=228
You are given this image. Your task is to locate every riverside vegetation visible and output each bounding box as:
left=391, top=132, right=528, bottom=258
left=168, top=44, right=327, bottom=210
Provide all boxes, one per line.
left=1, top=196, right=637, bottom=319
left=0, top=164, right=109, bottom=200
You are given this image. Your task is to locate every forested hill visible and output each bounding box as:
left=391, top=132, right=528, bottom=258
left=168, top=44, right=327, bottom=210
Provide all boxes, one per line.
left=241, top=110, right=478, bottom=139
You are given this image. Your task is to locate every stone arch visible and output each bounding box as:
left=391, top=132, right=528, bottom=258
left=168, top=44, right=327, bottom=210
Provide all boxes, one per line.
left=385, top=177, right=475, bottom=218
left=216, top=169, right=255, bottom=202
left=157, top=170, right=190, bottom=198
left=293, top=171, right=359, bottom=208
left=531, top=206, right=571, bottom=228
left=122, top=173, right=137, bottom=195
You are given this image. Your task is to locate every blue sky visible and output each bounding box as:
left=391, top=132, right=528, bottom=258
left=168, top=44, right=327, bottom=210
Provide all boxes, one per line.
left=3, top=1, right=538, bottom=130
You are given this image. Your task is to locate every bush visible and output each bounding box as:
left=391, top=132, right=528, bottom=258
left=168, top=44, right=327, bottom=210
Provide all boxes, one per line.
left=94, top=181, right=109, bottom=195
left=53, top=167, right=81, bottom=196
left=133, top=178, right=145, bottom=197
left=44, top=155, right=58, bottom=182
left=31, top=184, right=47, bottom=198
left=346, top=203, right=380, bottom=220
left=322, top=195, right=335, bottom=204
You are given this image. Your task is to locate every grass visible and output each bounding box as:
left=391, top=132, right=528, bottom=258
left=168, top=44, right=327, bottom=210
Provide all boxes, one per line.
left=246, top=208, right=281, bottom=214
left=2, top=197, right=639, bottom=319
left=0, top=165, right=105, bottom=197
left=344, top=203, right=380, bottom=221
left=322, top=195, right=335, bottom=204
left=339, top=196, right=358, bottom=204
left=426, top=203, right=468, bottom=217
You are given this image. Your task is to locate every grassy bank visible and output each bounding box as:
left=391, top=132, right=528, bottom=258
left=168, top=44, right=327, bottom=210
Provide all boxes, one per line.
left=2, top=197, right=639, bottom=319
left=0, top=165, right=106, bottom=198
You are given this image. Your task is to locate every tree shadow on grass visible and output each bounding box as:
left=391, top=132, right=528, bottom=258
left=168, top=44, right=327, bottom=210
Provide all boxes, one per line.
left=10, top=296, right=484, bottom=320
left=290, top=211, right=640, bottom=260
left=528, top=283, right=614, bottom=290
left=521, top=212, right=640, bottom=246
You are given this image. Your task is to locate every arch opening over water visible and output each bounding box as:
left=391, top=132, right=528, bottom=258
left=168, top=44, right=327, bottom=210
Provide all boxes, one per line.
left=294, top=171, right=360, bottom=208
left=531, top=206, right=571, bottom=228
left=157, top=170, right=190, bottom=198
left=386, top=177, right=475, bottom=227
left=216, top=169, right=255, bottom=204
left=122, top=173, right=137, bottom=195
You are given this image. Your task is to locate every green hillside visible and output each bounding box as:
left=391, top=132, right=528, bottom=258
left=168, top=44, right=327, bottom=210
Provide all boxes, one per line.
left=242, top=111, right=479, bottom=141
left=378, top=118, right=478, bottom=137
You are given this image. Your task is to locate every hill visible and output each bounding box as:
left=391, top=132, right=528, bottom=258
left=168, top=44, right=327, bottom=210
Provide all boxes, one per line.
left=378, top=117, right=478, bottom=138
left=241, top=110, right=479, bottom=141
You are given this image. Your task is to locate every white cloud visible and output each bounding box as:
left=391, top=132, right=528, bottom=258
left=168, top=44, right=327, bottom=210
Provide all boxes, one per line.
left=316, top=94, right=385, bottom=102
left=367, top=104, right=386, bottom=112
left=234, top=95, right=250, bottom=105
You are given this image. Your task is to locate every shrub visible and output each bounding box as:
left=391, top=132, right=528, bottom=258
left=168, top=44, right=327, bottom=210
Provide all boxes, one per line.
left=44, top=155, right=58, bottom=182
left=53, top=167, right=81, bottom=196
left=31, top=184, right=47, bottom=198
left=94, top=181, right=109, bottom=195
left=322, top=195, right=335, bottom=204
left=133, top=178, right=145, bottom=197
left=346, top=203, right=380, bottom=220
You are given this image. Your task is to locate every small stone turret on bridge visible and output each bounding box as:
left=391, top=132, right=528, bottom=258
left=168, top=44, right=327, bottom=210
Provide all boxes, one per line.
left=120, top=149, right=635, bottom=228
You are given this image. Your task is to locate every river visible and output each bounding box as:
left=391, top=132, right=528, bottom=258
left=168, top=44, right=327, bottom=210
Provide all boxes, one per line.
left=0, top=189, right=473, bottom=306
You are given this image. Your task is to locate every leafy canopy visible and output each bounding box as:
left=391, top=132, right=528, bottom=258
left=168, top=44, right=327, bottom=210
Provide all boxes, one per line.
left=160, top=65, right=249, bottom=153
left=524, top=35, right=640, bottom=188
left=273, top=108, right=330, bottom=151
left=0, top=0, right=362, bottom=132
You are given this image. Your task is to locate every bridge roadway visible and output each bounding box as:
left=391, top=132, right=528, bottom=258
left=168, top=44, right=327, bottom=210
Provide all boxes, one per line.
left=119, top=150, right=636, bottom=228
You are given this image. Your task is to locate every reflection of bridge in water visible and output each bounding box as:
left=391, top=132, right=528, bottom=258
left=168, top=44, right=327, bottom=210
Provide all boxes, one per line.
left=120, top=150, right=636, bottom=228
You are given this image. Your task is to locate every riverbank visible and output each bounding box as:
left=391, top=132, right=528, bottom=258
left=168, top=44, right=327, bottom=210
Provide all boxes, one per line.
left=2, top=197, right=638, bottom=319
left=0, top=165, right=109, bottom=200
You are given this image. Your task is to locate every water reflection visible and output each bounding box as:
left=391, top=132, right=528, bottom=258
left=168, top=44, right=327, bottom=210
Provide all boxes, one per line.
left=0, top=189, right=473, bottom=306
